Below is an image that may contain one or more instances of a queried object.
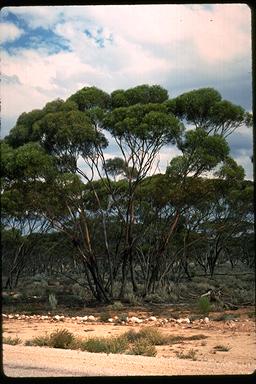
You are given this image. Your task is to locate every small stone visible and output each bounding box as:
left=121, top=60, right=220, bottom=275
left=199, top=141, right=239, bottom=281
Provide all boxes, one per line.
left=2, top=314, right=7, bottom=318
left=54, top=315, right=61, bottom=321
left=108, top=318, right=114, bottom=323
left=8, top=315, right=14, bottom=319
left=88, top=315, right=96, bottom=321
left=204, top=317, right=210, bottom=323
left=81, top=316, right=88, bottom=321
left=177, top=317, right=190, bottom=324
left=148, top=316, right=157, bottom=321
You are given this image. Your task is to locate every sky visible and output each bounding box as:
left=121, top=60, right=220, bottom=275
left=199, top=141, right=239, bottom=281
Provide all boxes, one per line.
left=0, top=4, right=253, bottom=179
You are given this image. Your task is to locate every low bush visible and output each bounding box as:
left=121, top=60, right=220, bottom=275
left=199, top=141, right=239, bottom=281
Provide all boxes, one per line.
left=123, top=327, right=167, bottom=345
left=80, top=335, right=128, bottom=354
left=137, top=327, right=167, bottom=345
left=214, top=313, right=240, bottom=322
left=213, top=344, right=230, bottom=352
left=3, top=336, right=22, bottom=345
left=175, top=349, right=197, bottom=360
left=111, top=301, right=124, bottom=311
left=48, top=329, right=75, bottom=349
left=198, top=296, right=211, bottom=315
left=130, top=338, right=157, bottom=357
left=99, top=312, right=111, bottom=322
left=25, top=335, right=50, bottom=346
left=48, top=293, right=58, bottom=310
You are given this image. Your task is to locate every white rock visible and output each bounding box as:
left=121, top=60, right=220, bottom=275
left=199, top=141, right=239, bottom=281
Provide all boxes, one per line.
left=130, top=316, right=143, bottom=323
left=54, top=315, right=61, bottom=321
left=204, top=317, right=210, bottom=323
left=2, top=314, right=7, bottom=318
left=88, top=315, right=96, bottom=321
left=114, top=316, right=119, bottom=320
left=176, top=317, right=190, bottom=324
left=148, top=316, right=157, bottom=321
left=81, top=316, right=88, bottom=321
left=8, top=315, right=14, bottom=319
left=108, top=318, right=114, bottom=323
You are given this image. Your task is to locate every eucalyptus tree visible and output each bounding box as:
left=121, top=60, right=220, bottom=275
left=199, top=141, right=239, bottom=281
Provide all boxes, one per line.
left=3, top=84, right=252, bottom=302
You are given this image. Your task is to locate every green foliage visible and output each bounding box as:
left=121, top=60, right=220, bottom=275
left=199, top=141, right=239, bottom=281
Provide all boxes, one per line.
left=99, top=312, right=111, bottom=322
left=48, top=329, right=75, bottom=349
left=3, top=336, right=22, bottom=345
left=213, top=344, right=230, bottom=352
left=111, top=84, right=168, bottom=108
left=198, top=296, right=212, bottom=315
left=123, top=327, right=167, bottom=345
left=80, top=335, right=128, bottom=354
left=110, top=301, right=124, bottom=311
left=67, top=86, right=111, bottom=111
left=130, top=338, right=157, bottom=356
left=48, top=293, right=58, bottom=310
left=175, top=349, right=197, bottom=360
left=25, top=334, right=50, bottom=347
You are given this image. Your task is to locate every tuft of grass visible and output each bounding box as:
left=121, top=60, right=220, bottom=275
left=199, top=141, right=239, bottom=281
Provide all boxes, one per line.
left=25, top=334, right=50, bottom=347
left=198, top=296, right=211, bottom=315
left=167, top=334, right=208, bottom=344
left=80, top=335, right=128, bottom=354
left=176, top=348, right=197, bottom=360
left=214, top=313, right=240, bottom=322
left=247, top=312, right=255, bottom=319
left=123, top=329, right=139, bottom=342
left=130, top=338, right=157, bottom=357
left=3, top=336, right=22, bottom=345
left=111, top=301, right=124, bottom=311
left=99, top=312, right=111, bottom=322
left=186, top=334, right=208, bottom=341
left=48, top=329, right=75, bottom=349
left=123, top=327, right=167, bottom=345
left=213, top=344, right=230, bottom=352
left=48, top=293, right=58, bottom=310
left=137, top=327, right=167, bottom=345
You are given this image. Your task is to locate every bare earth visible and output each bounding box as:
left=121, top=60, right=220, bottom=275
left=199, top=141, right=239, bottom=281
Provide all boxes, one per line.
left=2, top=306, right=256, bottom=377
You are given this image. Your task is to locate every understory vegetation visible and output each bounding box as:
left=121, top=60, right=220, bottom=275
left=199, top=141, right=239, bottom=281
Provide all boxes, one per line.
left=16, top=327, right=208, bottom=357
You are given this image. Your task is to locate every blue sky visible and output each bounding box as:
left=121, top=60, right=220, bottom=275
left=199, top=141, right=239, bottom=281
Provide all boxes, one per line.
left=0, top=4, right=253, bottom=179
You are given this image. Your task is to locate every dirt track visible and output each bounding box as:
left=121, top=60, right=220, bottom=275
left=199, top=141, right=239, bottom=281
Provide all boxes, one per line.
left=3, top=343, right=255, bottom=377
left=2, top=308, right=256, bottom=377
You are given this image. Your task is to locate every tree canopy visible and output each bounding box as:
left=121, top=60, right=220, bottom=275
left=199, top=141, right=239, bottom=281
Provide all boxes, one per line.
left=1, top=84, right=253, bottom=302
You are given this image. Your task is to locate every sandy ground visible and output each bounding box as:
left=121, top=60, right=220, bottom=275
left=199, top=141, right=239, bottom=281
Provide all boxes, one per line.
left=2, top=307, right=256, bottom=377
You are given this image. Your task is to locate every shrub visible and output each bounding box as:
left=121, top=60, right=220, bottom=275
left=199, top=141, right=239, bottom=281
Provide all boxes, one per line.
left=198, top=296, right=211, bottom=315
left=176, top=349, right=197, bottom=360
left=25, top=335, right=50, bottom=347
left=48, top=293, right=58, bottom=310
left=111, top=301, right=124, bottom=311
left=123, top=329, right=140, bottom=342
left=214, top=313, right=240, bottom=322
left=80, top=335, right=128, bottom=354
left=213, top=344, right=230, bottom=352
left=123, top=327, right=167, bottom=345
left=130, top=338, right=157, bottom=357
left=99, top=312, right=111, bottom=322
left=48, top=329, right=75, bottom=349
left=119, top=313, right=129, bottom=322
left=3, top=336, right=22, bottom=345
left=137, top=327, right=167, bottom=345
left=123, top=293, right=142, bottom=306
left=186, top=334, right=208, bottom=341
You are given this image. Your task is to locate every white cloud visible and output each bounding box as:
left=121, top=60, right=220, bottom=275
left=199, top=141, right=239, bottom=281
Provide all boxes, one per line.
left=0, top=22, right=24, bottom=43
left=1, top=4, right=252, bottom=179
